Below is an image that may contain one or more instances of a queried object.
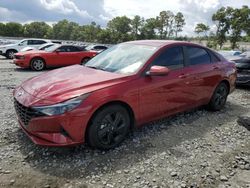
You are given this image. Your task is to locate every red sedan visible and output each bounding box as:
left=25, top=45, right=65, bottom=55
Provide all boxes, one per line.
left=13, top=44, right=97, bottom=71
left=13, top=40, right=237, bottom=149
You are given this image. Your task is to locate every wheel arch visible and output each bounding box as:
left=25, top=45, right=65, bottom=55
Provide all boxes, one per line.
left=30, top=56, right=46, bottom=67
left=6, top=49, right=18, bottom=53
left=85, top=100, right=136, bottom=141
left=220, top=79, right=230, bottom=94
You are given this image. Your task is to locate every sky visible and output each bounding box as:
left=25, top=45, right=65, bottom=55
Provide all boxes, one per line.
left=0, top=0, right=249, bottom=36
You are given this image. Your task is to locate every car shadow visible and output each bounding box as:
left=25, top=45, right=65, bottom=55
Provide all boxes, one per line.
left=236, top=85, right=250, bottom=91
left=14, top=67, right=54, bottom=72
left=15, top=101, right=248, bottom=180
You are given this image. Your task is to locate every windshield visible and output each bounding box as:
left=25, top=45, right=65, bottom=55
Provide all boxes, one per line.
left=39, top=43, right=54, bottom=50
left=44, top=44, right=60, bottom=52
left=85, top=43, right=157, bottom=74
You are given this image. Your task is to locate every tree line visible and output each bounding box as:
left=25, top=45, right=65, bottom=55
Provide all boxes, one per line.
left=195, top=5, right=250, bottom=49
left=0, top=6, right=249, bottom=49
left=0, top=10, right=185, bottom=44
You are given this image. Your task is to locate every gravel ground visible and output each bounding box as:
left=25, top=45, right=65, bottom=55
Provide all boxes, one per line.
left=0, top=56, right=249, bottom=188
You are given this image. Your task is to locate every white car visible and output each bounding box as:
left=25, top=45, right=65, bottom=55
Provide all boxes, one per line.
left=85, top=44, right=108, bottom=53
left=0, top=38, right=51, bottom=59
left=20, top=43, right=55, bottom=52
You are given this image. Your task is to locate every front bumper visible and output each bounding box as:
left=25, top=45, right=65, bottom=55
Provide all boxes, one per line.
left=236, top=71, right=250, bottom=86
left=18, top=120, right=83, bottom=147
left=13, top=59, right=29, bottom=68
left=14, top=97, right=91, bottom=147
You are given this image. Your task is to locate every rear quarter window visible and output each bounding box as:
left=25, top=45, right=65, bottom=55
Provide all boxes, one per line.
left=187, top=46, right=211, bottom=65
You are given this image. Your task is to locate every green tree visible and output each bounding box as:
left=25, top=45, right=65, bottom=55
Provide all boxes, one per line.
left=4, top=22, right=23, bottom=37
left=195, top=23, right=210, bottom=38
left=173, top=12, right=185, bottom=38
left=82, top=22, right=102, bottom=42
left=229, top=6, right=250, bottom=49
left=156, top=11, right=175, bottom=39
left=23, top=22, right=52, bottom=38
left=107, top=16, right=132, bottom=43
left=131, top=15, right=144, bottom=40
left=141, top=18, right=158, bottom=39
left=97, top=29, right=112, bottom=44
left=0, top=23, right=5, bottom=36
left=52, top=19, right=80, bottom=40
left=212, top=7, right=231, bottom=49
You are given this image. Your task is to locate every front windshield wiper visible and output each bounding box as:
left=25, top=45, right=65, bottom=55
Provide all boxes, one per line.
left=85, top=65, right=106, bottom=71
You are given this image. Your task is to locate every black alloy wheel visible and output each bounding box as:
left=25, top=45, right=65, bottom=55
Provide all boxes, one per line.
left=208, top=82, right=229, bottom=111
left=87, top=105, right=130, bottom=150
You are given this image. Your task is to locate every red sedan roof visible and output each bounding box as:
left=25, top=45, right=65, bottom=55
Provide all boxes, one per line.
left=126, top=40, right=194, bottom=48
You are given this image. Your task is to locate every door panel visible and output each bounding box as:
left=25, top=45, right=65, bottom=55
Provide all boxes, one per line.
left=138, top=67, right=199, bottom=124
left=185, top=46, right=222, bottom=104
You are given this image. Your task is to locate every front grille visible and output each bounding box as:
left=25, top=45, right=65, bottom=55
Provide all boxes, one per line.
left=14, top=99, right=45, bottom=126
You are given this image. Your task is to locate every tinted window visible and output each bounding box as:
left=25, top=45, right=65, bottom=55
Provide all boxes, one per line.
left=187, top=47, right=211, bottom=65
left=94, top=46, right=107, bottom=50
left=209, top=51, right=220, bottom=62
left=28, top=40, right=46, bottom=45
left=152, top=47, right=184, bottom=68
left=57, top=46, right=71, bottom=52
left=68, top=46, right=81, bottom=52
left=19, top=40, right=28, bottom=45
left=57, top=46, right=81, bottom=52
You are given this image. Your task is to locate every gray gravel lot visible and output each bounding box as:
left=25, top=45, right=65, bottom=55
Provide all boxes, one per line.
left=0, top=56, right=249, bottom=188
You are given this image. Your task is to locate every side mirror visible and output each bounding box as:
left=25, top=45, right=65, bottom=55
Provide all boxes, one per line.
left=18, top=43, right=23, bottom=46
left=55, top=49, right=61, bottom=53
left=146, top=65, right=170, bottom=76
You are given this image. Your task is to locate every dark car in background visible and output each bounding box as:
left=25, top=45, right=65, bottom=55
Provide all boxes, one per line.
left=232, top=58, right=250, bottom=86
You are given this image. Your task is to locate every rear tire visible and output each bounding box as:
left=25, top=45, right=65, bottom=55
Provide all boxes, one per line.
left=6, top=50, right=17, bottom=59
left=80, top=57, right=91, bottom=65
left=87, top=105, right=131, bottom=150
left=208, top=82, right=229, bottom=111
left=30, top=58, right=45, bottom=71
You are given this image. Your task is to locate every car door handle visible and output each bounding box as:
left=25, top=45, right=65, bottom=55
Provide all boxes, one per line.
left=178, top=74, right=190, bottom=79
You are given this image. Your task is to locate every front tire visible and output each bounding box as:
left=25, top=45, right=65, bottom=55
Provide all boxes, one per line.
left=30, top=58, right=45, bottom=71
left=208, top=82, right=229, bottom=111
left=80, top=57, right=91, bottom=65
left=87, top=105, right=131, bottom=150
left=6, top=50, right=17, bottom=59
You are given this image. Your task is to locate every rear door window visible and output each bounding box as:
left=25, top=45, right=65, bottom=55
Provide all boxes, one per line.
left=28, top=40, right=47, bottom=45
left=187, top=46, right=211, bottom=65
left=68, top=46, right=81, bottom=52
left=152, top=46, right=184, bottom=69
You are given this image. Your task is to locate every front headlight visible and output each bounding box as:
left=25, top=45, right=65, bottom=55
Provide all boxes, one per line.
left=33, top=93, right=90, bottom=116
left=19, top=55, right=25, bottom=59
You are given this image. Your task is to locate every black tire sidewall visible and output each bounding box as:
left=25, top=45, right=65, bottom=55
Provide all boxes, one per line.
left=31, top=58, right=45, bottom=71
left=81, top=57, right=90, bottom=65
left=209, top=82, right=228, bottom=111
left=7, top=50, right=16, bottom=59
left=87, top=105, right=130, bottom=150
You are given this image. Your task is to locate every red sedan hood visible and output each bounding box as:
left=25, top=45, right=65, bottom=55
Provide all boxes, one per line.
left=18, top=65, right=130, bottom=106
